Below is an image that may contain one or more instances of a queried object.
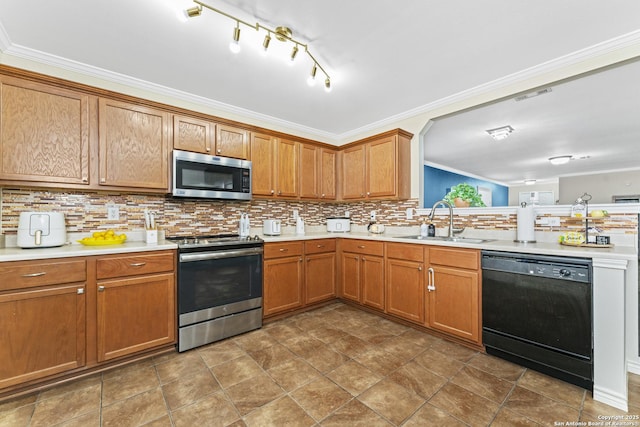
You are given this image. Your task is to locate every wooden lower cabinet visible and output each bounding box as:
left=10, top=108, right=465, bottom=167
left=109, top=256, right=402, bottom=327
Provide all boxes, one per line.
left=0, top=250, right=176, bottom=396
left=0, top=284, right=86, bottom=389
left=305, top=240, right=336, bottom=304
left=263, top=242, right=304, bottom=317
left=385, top=243, right=425, bottom=324
left=338, top=240, right=385, bottom=311
left=97, top=273, right=175, bottom=362
left=426, top=247, right=481, bottom=344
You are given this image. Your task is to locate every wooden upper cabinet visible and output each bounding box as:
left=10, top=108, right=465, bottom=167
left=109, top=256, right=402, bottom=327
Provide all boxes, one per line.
left=276, top=139, right=299, bottom=198
left=300, top=143, right=319, bottom=199
left=173, top=114, right=213, bottom=154
left=98, top=98, right=169, bottom=191
left=216, top=124, right=249, bottom=159
left=251, top=133, right=298, bottom=198
left=319, top=148, right=337, bottom=200
left=341, top=144, right=366, bottom=200
left=340, top=129, right=412, bottom=201
left=250, top=132, right=276, bottom=197
left=0, top=76, right=89, bottom=185
left=300, top=144, right=336, bottom=200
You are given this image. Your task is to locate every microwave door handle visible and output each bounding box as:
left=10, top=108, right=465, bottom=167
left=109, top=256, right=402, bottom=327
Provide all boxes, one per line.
left=180, top=248, right=263, bottom=262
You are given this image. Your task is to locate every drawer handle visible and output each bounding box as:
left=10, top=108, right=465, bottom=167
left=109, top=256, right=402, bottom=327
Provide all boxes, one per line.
left=98, top=286, right=105, bottom=292
left=357, top=245, right=365, bottom=249
left=317, top=244, right=325, bottom=248
left=130, top=262, right=147, bottom=267
left=22, top=272, right=46, bottom=277
left=279, top=248, right=289, bottom=252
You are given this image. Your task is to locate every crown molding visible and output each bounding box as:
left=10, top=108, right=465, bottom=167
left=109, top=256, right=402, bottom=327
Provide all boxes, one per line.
left=337, top=29, right=640, bottom=141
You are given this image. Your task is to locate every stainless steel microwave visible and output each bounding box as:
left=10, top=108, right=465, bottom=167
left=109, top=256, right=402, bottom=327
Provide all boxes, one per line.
left=172, top=150, right=251, bottom=200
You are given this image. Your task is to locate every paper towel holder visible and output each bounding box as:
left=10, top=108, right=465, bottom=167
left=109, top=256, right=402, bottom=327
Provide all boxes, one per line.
left=514, top=202, right=537, bottom=243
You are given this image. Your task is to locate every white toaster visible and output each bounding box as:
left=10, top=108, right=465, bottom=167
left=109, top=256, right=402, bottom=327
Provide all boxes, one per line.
left=263, top=219, right=281, bottom=236
left=17, top=212, right=67, bottom=248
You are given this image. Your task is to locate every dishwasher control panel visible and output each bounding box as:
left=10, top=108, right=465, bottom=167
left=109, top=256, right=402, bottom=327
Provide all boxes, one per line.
left=482, top=251, right=591, bottom=283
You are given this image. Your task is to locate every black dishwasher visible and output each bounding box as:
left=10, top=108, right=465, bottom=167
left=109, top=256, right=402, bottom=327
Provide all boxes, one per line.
left=482, top=250, right=593, bottom=389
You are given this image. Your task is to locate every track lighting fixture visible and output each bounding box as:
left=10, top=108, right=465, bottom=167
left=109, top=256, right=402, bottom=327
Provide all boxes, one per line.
left=229, top=23, right=241, bottom=53
left=184, top=0, right=331, bottom=91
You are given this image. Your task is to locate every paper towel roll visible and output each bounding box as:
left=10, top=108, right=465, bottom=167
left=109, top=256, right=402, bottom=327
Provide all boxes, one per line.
left=516, top=206, right=536, bottom=242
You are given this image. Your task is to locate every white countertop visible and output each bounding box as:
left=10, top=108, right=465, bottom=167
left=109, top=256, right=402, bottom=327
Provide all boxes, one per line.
left=0, top=229, right=635, bottom=263
left=262, top=231, right=637, bottom=261
left=0, top=240, right=177, bottom=262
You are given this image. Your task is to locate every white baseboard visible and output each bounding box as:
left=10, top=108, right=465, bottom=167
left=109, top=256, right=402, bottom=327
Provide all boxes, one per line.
left=628, top=359, right=640, bottom=375
left=593, top=385, right=628, bottom=411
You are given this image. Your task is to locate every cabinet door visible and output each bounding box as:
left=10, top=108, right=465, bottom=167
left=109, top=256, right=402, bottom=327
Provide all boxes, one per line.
left=427, top=266, right=479, bottom=343
left=305, top=252, right=336, bottom=304
left=97, top=273, right=175, bottom=362
left=0, top=76, right=89, bottom=185
left=341, top=145, right=366, bottom=199
left=339, top=252, right=361, bottom=302
left=98, top=98, right=169, bottom=190
left=216, top=124, right=249, bottom=159
left=263, top=256, right=304, bottom=316
left=0, top=284, right=86, bottom=389
left=319, top=148, right=336, bottom=200
left=386, top=258, right=425, bottom=324
left=276, top=139, right=299, bottom=197
left=173, top=114, right=212, bottom=153
left=299, top=143, right=319, bottom=199
left=361, top=255, right=385, bottom=311
left=367, top=136, right=397, bottom=198
left=250, top=133, right=275, bottom=196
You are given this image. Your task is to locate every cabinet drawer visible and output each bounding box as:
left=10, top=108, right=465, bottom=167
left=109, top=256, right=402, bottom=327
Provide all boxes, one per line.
left=429, top=247, right=479, bottom=270
left=96, top=251, right=175, bottom=279
left=0, top=259, right=86, bottom=291
left=304, top=239, right=336, bottom=254
left=264, top=242, right=304, bottom=259
left=386, top=242, right=424, bottom=262
left=340, top=239, right=384, bottom=256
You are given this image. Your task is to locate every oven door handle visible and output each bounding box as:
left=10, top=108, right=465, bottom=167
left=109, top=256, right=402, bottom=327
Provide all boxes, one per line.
left=180, top=248, right=263, bottom=262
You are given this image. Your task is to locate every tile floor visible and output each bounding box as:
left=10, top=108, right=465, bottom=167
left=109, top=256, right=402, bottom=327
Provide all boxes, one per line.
left=1, top=302, right=639, bottom=426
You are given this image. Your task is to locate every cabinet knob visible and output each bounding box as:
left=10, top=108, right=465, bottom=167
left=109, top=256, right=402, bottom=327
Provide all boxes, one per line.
left=217, top=149, right=221, bottom=154
left=366, top=192, right=370, bottom=196
left=77, top=288, right=85, bottom=295
left=206, top=147, right=211, bottom=152
left=299, top=257, right=303, bottom=262
left=100, top=178, right=106, bottom=183
left=321, top=193, right=325, bottom=197
left=418, top=266, right=422, bottom=271
left=98, top=286, right=105, bottom=292
left=82, top=177, right=88, bottom=183
left=270, top=190, right=275, bottom=195
left=278, top=191, right=282, bottom=195
left=362, top=256, right=366, bottom=262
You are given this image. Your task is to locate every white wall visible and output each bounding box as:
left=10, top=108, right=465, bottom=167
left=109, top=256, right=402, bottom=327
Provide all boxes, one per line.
left=560, top=170, right=640, bottom=204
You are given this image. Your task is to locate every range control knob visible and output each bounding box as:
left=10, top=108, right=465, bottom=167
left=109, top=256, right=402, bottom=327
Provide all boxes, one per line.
left=559, top=268, right=572, bottom=277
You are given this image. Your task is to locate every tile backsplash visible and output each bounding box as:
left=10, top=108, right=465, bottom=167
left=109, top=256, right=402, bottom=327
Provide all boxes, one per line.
left=1, top=187, right=637, bottom=237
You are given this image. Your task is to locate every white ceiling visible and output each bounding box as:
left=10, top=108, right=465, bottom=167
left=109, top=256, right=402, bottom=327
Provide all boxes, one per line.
left=1, top=0, right=639, bottom=177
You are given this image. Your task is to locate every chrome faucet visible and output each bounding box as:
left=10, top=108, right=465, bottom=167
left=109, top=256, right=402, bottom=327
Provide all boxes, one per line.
left=428, top=199, right=464, bottom=238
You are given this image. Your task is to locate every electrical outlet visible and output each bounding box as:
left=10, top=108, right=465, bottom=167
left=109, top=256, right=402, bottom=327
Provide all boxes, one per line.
left=406, top=208, right=414, bottom=220
left=370, top=210, right=376, bottom=221
left=293, top=209, right=299, bottom=220
left=107, top=205, right=120, bottom=220
left=548, top=217, right=560, bottom=227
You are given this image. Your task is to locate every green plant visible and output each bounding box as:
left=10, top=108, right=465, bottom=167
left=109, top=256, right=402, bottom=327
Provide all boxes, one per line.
left=443, top=183, right=486, bottom=207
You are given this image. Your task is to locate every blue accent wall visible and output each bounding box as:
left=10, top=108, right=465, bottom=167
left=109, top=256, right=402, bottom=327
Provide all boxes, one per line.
left=424, top=165, right=509, bottom=207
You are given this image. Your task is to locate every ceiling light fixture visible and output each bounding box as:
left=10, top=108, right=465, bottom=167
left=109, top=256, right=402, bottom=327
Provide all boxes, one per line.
left=524, top=179, right=536, bottom=186
left=486, top=125, right=514, bottom=141
left=548, top=155, right=573, bottom=165
left=185, top=0, right=331, bottom=91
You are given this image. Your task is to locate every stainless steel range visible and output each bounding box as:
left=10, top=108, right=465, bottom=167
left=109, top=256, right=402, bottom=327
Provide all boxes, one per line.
left=167, top=234, right=263, bottom=352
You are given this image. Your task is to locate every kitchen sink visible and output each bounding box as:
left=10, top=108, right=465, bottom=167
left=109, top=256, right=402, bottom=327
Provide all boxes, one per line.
left=393, top=235, right=495, bottom=244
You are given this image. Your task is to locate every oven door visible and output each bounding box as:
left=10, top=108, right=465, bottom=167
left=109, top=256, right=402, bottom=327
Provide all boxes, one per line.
left=178, top=248, right=262, bottom=326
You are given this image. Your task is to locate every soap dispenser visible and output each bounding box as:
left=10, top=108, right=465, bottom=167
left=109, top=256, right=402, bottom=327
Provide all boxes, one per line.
left=420, top=221, right=428, bottom=237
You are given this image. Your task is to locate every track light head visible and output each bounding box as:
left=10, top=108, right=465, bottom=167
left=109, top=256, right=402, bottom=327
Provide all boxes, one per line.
left=290, top=45, right=299, bottom=62
left=184, top=5, right=202, bottom=18
left=307, top=64, right=317, bottom=86
left=229, top=24, right=241, bottom=53
left=324, top=77, right=331, bottom=92
left=263, top=33, right=271, bottom=51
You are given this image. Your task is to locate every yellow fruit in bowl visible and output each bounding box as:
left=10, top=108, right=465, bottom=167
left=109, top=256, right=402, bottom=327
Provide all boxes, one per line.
left=590, top=210, right=608, bottom=218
